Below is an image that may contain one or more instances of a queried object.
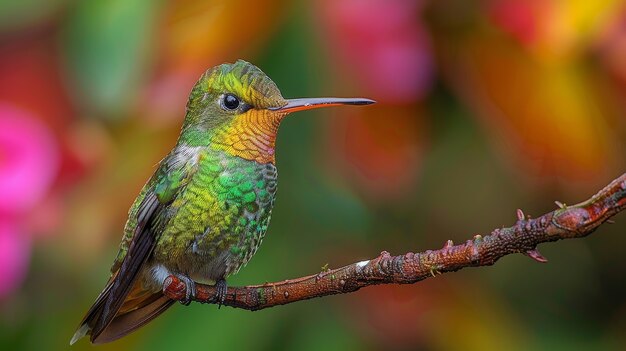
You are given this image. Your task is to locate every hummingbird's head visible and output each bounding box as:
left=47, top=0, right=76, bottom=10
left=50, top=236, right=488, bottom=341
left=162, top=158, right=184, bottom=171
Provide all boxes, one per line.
left=181, top=60, right=374, bottom=164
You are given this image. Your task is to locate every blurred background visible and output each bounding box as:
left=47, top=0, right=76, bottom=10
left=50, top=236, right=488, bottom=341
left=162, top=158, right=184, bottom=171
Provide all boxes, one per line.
left=1, top=0, right=626, bottom=350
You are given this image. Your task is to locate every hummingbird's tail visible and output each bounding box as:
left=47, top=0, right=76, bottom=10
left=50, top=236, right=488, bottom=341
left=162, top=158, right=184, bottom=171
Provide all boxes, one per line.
left=70, top=280, right=174, bottom=344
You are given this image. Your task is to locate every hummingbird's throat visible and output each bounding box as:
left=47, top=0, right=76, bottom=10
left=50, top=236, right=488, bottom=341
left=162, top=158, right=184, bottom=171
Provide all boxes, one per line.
left=212, top=111, right=282, bottom=164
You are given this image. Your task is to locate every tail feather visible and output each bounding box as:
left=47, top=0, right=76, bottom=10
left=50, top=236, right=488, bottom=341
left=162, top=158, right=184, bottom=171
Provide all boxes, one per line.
left=92, top=294, right=174, bottom=344
left=70, top=279, right=115, bottom=345
left=70, top=280, right=174, bottom=344
left=70, top=324, right=90, bottom=345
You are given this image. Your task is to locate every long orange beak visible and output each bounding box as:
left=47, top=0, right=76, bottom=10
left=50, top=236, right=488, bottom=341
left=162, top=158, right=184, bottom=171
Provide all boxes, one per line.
left=270, top=97, right=375, bottom=114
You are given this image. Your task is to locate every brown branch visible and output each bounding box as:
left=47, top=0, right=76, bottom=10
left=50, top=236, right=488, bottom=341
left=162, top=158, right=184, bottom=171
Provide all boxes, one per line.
left=163, top=173, right=626, bottom=310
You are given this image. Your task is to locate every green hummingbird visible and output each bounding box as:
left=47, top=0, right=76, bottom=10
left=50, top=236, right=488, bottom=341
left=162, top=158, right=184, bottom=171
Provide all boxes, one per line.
left=71, top=60, right=374, bottom=344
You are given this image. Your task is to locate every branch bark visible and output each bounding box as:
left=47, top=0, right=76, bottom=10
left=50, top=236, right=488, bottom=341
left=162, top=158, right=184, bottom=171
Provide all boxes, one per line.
left=163, top=173, right=626, bottom=310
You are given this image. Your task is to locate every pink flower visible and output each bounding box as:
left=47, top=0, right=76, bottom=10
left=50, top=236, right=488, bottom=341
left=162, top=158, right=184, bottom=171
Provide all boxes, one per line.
left=316, top=0, right=434, bottom=103
left=0, top=103, right=59, bottom=299
left=0, top=104, right=59, bottom=214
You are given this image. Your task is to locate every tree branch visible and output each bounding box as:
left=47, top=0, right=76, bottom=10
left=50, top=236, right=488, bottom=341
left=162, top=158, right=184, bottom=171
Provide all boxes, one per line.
left=163, top=173, right=626, bottom=310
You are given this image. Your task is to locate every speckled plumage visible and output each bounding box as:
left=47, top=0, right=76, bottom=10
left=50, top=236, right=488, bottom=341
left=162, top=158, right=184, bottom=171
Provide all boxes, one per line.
left=148, top=148, right=277, bottom=284
left=114, top=62, right=285, bottom=288
left=72, top=60, right=374, bottom=345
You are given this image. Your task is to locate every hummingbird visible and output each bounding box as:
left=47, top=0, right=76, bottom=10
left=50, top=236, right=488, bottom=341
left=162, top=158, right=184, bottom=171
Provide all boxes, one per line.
left=70, top=60, right=374, bottom=344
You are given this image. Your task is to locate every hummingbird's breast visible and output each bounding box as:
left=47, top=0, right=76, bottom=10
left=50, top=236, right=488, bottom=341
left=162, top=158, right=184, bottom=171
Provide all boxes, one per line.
left=152, top=147, right=278, bottom=283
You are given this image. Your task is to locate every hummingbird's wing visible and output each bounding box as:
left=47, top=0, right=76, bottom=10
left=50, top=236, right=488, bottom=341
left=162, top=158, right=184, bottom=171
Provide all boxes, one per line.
left=71, top=160, right=194, bottom=344
left=70, top=191, right=164, bottom=344
left=89, top=191, right=163, bottom=337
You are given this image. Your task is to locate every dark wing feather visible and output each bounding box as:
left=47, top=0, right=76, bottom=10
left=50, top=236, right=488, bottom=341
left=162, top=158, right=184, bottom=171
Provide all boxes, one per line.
left=89, top=191, right=162, bottom=341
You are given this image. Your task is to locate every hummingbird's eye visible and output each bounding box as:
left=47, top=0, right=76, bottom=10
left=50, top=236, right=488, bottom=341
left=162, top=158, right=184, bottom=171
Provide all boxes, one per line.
left=222, top=94, right=240, bottom=110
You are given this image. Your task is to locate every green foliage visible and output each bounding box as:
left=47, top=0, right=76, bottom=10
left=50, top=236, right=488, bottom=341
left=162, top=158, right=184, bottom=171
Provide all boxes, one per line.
left=61, top=0, right=157, bottom=116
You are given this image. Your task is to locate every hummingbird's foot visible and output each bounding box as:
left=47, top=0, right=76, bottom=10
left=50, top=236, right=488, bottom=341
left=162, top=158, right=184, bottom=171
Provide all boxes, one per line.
left=176, top=274, right=197, bottom=306
left=214, top=278, right=228, bottom=308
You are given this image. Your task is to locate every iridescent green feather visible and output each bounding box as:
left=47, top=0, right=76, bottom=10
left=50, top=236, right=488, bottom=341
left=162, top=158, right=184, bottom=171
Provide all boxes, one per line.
left=152, top=149, right=277, bottom=278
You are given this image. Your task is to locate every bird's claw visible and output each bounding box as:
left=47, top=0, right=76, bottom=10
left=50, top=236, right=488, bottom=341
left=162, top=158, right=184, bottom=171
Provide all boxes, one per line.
left=215, top=279, right=228, bottom=308
left=176, top=274, right=196, bottom=306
